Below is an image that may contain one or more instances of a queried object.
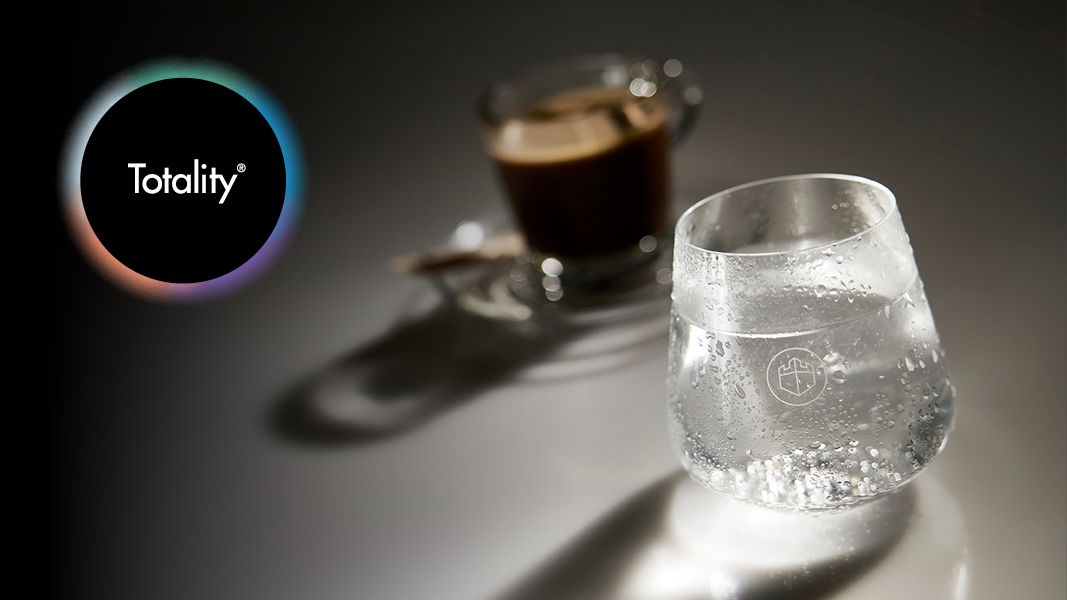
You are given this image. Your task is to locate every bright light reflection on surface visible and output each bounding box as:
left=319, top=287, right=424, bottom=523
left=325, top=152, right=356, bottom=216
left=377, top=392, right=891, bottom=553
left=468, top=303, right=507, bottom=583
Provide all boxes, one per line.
left=453, top=221, right=485, bottom=249
left=602, top=66, right=629, bottom=88
left=954, top=561, right=969, bottom=600
left=541, top=257, right=563, bottom=276
left=669, top=473, right=913, bottom=571
left=664, top=59, right=683, bottom=78
left=629, top=78, right=657, bottom=97
left=707, top=571, right=739, bottom=599
left=498, top=472, right=969, bottom=600
left=620, top=544, right=721, bottom=599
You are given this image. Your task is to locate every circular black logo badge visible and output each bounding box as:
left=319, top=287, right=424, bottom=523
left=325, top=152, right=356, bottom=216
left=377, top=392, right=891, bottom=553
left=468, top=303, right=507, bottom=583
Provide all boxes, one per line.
left=80, top=78, right=286, bottom=284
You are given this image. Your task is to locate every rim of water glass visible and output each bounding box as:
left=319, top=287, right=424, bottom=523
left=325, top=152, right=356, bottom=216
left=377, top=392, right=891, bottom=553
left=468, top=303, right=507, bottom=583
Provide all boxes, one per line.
left=676, top=173, right=898, bottom=257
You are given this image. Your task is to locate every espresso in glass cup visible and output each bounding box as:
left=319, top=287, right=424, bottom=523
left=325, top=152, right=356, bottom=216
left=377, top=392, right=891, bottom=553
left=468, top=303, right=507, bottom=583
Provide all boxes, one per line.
left=478, top=54, right=700, bottom=300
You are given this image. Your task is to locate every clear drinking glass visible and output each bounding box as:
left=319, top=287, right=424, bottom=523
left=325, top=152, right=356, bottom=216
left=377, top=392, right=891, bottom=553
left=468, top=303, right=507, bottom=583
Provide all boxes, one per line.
left=667, top=174, right=955, bottom=509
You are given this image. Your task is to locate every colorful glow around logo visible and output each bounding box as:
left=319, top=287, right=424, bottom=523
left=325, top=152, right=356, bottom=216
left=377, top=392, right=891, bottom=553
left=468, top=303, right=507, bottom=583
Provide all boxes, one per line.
left=59, top=57, right=305, bottom=303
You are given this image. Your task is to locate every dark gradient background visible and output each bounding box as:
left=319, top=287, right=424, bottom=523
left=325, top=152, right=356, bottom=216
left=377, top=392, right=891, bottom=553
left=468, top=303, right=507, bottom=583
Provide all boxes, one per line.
left=53, top=1, right=1064, bottom=599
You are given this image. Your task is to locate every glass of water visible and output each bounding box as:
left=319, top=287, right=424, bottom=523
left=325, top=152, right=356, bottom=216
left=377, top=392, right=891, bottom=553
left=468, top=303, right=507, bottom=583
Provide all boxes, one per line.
left=668, top=174, right=955, bottom=510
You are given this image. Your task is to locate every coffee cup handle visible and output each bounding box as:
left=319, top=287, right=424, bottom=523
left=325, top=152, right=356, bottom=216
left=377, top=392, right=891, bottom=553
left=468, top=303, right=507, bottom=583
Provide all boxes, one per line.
left=665, top=63, right=703, bottom=145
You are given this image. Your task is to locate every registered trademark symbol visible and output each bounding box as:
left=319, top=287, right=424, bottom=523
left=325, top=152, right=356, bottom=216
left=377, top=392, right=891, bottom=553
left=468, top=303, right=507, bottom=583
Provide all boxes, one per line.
left=237, top=163, right=246, bottom=173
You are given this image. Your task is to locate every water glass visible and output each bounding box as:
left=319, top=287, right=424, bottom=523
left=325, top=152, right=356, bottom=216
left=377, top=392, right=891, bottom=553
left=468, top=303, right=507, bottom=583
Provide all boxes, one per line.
left=667, top=174, right=955, bottom=509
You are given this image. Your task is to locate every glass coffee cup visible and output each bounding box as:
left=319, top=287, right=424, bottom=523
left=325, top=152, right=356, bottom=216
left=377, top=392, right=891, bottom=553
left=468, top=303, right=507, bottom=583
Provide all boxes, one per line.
left=478, top=54, right=701, bottom=306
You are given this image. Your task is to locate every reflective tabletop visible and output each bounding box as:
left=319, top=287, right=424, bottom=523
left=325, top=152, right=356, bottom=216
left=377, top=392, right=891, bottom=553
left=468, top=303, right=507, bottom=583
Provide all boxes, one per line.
left=53, top=1, right=1064, bottom=599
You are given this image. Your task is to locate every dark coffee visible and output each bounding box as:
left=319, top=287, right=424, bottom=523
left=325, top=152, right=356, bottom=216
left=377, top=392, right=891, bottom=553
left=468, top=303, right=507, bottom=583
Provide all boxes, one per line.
left=488, top=88, right=671, bottom=260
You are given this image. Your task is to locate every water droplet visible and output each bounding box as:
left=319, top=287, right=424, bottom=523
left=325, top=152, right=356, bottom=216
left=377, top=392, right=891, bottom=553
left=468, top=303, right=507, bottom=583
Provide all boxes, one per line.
left=831, top=370, right=847, bottom=384
left=735, top=384, right=747, bottom=399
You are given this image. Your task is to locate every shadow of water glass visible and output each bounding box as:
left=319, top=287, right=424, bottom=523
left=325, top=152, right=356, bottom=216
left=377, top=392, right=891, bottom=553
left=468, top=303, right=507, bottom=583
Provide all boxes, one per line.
left=498, top=470, right=968, bottom=600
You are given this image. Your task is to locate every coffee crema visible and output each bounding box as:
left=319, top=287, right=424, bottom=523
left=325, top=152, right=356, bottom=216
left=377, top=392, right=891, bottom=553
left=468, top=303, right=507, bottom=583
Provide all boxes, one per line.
left=487, top=87, right=671, bottom=260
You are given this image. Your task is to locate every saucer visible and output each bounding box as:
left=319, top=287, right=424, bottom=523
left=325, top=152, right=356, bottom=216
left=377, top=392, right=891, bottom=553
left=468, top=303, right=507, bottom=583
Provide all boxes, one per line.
left=414, top=216, right=674, bottom=329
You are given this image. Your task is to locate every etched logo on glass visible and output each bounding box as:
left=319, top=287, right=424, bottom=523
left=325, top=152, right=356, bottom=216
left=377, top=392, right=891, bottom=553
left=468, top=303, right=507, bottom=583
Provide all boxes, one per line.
left=767, top=348, right=827, bottom=406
